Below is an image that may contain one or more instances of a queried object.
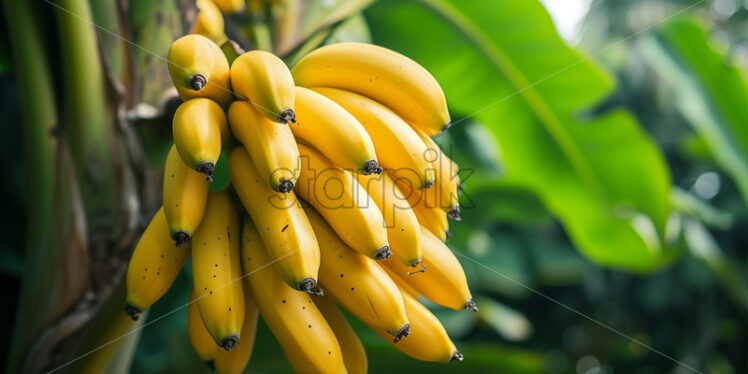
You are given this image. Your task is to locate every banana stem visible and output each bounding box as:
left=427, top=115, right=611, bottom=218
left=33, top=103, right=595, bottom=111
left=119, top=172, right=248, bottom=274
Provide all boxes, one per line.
left=56, top=0, right=116, bottom=219
left=2, top=0, right=58, bottom=372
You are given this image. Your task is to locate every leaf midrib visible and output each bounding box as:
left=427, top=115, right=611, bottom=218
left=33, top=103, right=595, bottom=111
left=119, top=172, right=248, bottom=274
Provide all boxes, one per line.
left=415, top=0, right=606, bottom=199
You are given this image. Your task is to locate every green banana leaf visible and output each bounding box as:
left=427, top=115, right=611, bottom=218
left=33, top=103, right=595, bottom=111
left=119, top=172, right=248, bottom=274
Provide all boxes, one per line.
left=366, top=0, right=673, bottom=272
left=640, top=16, right=748, bottom=207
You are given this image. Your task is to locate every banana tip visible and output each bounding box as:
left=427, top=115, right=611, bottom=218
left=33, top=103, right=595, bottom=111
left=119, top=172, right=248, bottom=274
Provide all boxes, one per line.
left=278, top=109, right=296, bottom=124
left=189, top=73, right=207, bottom=91
left=298, top=278, right=323, bottom=296
left=393, top=323, right=411, bottom=343
left=276, top=179, right=294, bottom=193
left=172, top=231, right=190, bottom=247
left=450, top=351, right=464, bottom=362
left=374, top=245, right=392, bottom=260
left=205, top=360, right=215, bottom=370
left=465, top=299, right=478, bottom=312
left=220, top=335, right=239, bottom=351
left=197, top=162, right=215, bottom=183
left=420, top=179, right=435, bottom=189
left=124, top=304, right=141, bottom=321
left=447, top=206, right=461, bottom=221
left=442, top=121, right=452, bottom=132
left=407, top=264, right=426, bottom=275
left=361, top=160, right=382, bottom=175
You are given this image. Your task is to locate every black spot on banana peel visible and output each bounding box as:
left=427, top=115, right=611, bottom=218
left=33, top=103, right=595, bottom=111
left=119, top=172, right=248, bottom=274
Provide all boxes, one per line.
left=124, top=304, right=142, bottom=321
left=189, top=73, right=207, bottom=91
left=278, top=109, right=296, bottom=124
left=373, top=245, right=392, bottom=260
left=361, top=160, right=382, bottom=175
left=465, top=299, right=479, bottom=312
left=197, top=162, right=215, bottom=183
left=220, top=335, right=239, bottom=351
left=450, top=351, right=464, bottom=362
left=276, top=179, right=294, bottom=193
left=172, top=231, right=190, bottom=248
left=392, top=323, right=411, bottom=343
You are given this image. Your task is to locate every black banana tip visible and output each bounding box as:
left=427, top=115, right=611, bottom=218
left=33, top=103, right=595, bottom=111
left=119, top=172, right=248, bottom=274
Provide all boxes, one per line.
left=220, top=335, right=239, bottom=351
left=361, top=160, right=381, bottom=175
left=205, top=360, right=215, bottom=370
left=197, top=162, right=215, bottom=183
left=420, top=179, right=435, bottom=189
left=276, top=179, right=294, bottom=193
left=374, top=246, right=392, bottom=260
left=445, top=230, right=452, bottom=239
left=124, top=304, right=141, bottom=321
left=189, top=73, right=207, bottom=91
left=172, top=231, right=190, bottom=247
left=278, top=109, right=296, bottom=124
left=409, top=258, right=423, bottom=267
left=392, top=323, right=411, bottom=343
left=465, top=299, right=478, bottom=312
left=297, top=278, right=323, bottom=296
left=450, top=351, right=464, bottom=362
left=447, top=206, right=461, bottom=221
left=442, top=121, right=452, bottom=132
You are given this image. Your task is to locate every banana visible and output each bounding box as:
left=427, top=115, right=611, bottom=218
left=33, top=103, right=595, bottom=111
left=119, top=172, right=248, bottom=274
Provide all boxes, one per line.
left=167, top=34, right=232, bottom=107
left=163, top=144, right=209, bottom=247
left=173, top=98, right=227, bottom=181
left=313, top=295, right=368, bottom=374
left=125, top=207, right=190, bottom=320
left=293, top=86, right=381, bottom=175
left=192, top=0, right=227, bottom=44
left=192, top=191, right=245, bottom=350
left=305, top=206, right=410, bottom=341
left=214, top=286, right=259, bottom=374
left=313, top=87, right=435, bottom=189
left=384, top=225, right=476, bottom=312
left=381, top=265, right=419, bottom=298
left=241, top=219, right=347, bottom=374
left=231, top=50, right=296, bottom=123
left=391, top=172, right=449, bottom=241
left=354, top=173, right=422, bottom=267
left=212, top=0, right=246, bottom=13
left=373, top=288, right=462, bottom=363
left=292, top=42, right=450, bottom=136
left=228, top=100, right=300, bottom=193
left=188, top=288, right=219, bottom=366
left=417, top=130, right=460, bottom=218
left=229, top=147, right=320, bottom=292
left=296, top=143, right=391, bottom=260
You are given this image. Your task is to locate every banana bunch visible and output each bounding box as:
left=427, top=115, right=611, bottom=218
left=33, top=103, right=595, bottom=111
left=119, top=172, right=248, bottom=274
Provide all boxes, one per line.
left=124, top=10, right=471, bottom=372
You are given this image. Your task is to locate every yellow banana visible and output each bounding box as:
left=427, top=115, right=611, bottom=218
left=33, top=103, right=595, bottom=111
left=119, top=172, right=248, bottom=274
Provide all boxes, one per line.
left=173, top=98, right=227, bottom=181
left=212, top=0, right=246, bottom=13
left=417, top=130, right=461, bottom=218
left=214, top=286, right=259, bottom=374
left=384, top=225, right=476, bottom=312
left=231, top=50, right=296, bottom=123
left=292, top=42, right=450, bottom=136
left=354, top=173, right=422, bottom=267
left=192, top=191, right=245, bottom=350
left=382, top=265, right=419, bottom=298
left=305, top=207, right=410, bottom=341
left=167, top=34, right=232, bottom=107
left=188, top=288, right=219, bottom=366
left=293, top=86, right=381, bottom=175
left=163, top=144, right=209, bottom=247
left=125, top=207, right=190, bottom=320
left=314, top=295, right=368, bottom=374
left=313, top=87, right=435, bottom=189
left=296, top=143, right=391, bottom=260
left=192, top=0, right=227, bottom=45
left=229, top=147, right=320, bottom=292
left=228, top=100, right=300, bottom=193
left=241, top=219, right=347, bottom=374
left=392, top=172, right=449, bottom=241
left=373, top=288, right=462, bottom=363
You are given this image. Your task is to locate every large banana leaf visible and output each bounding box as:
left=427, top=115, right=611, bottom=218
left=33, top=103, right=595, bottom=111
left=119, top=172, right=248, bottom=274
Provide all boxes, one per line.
left=366, top=0, right=673, bottom=271
left=640, top=16, right=748, bottom=206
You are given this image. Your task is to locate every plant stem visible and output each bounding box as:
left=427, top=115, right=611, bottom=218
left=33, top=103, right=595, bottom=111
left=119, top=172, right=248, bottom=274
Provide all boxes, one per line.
left=2, top=0, right=58, bottom=372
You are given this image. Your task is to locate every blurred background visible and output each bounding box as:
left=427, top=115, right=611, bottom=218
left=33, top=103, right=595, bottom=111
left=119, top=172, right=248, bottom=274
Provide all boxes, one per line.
left=1, top=0, right=747, bottom=373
